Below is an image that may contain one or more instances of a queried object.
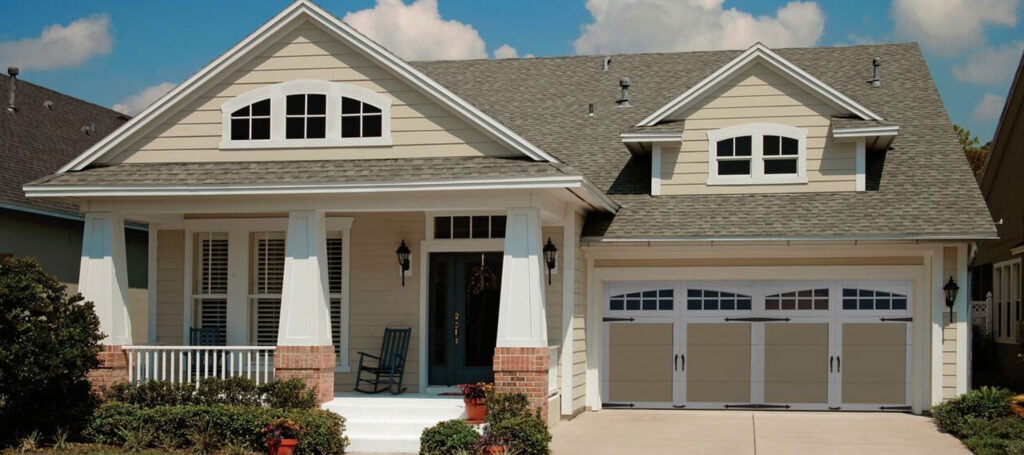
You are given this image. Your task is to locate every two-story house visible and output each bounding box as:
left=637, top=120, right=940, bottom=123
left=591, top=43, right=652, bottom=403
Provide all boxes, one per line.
left=23, top=1, right=994, bottom=452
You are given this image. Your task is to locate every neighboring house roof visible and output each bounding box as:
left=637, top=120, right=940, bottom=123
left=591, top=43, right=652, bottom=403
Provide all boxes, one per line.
left=412, top=43, right=995, bottom=240
left=0, top=75, right=127, bottom=215
left=980, top=51, right=1024, bottom=197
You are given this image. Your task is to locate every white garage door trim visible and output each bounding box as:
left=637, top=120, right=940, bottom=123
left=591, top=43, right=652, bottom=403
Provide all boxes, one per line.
left=601, top=280, right=913, bottom=411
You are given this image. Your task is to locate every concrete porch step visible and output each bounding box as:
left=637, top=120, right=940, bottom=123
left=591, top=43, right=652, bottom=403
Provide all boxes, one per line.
left=322, top=393, right=467, bottom=453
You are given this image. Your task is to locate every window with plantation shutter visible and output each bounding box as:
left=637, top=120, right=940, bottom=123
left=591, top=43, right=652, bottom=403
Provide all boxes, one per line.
left=192, top=233, right=228, bottom=345
left=250, top=233, right=285, bottom=346
left=327, top=236, right=344, bottom=363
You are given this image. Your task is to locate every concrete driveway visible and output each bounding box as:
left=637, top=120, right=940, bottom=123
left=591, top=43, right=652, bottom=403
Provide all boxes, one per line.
left=551, top=410, right=969, bottom=455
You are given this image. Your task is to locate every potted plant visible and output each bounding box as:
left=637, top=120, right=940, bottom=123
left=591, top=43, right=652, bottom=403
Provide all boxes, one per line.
left=477, top=433, right=508, bottom=455
left=263, top=418, right=305, bottom=455
left=457, top=382, right=493, bottom=423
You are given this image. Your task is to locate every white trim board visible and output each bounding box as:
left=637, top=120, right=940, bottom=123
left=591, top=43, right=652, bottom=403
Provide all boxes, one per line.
left=57, top=0, right=557, bottom=173
left=637, top=42, right=885, bottom=127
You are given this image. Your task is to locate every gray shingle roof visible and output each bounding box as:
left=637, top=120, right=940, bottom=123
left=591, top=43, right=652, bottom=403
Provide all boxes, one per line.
left=30, top=157, right=580, bottom=186
left=1, top=75, right=128, bottom=213
left=411, top=43, right=995, bottom=240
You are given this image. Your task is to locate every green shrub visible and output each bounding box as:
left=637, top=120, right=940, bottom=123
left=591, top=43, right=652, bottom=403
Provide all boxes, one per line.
left=84, top=403, right=347, bottom=455
left=419, top=420, right=480, bottom=455
left=486, top=414, right=551, bottom=455
left=485, top=392, right=532, bottom=426
left=104, top=377, right=316, bottom=409
left=0, top=257, right=104, bottom=444
left=932, top=387, right=1013, bottom=437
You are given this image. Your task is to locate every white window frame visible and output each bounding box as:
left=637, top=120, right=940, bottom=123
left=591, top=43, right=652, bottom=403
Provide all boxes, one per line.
left=183, top=217, right=354, bottom=371
left=994, top=258, right=1022, bottom=344
left=706, top=123, right=808, bottom=185
left=219, top=79, right=392, bottom=149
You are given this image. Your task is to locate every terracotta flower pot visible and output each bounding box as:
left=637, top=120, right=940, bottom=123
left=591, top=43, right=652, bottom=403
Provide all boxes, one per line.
left=464, top=397, right=487, bottom=423
left=482, top=444, right=506, bottom=455
left=1011, top=395, right=1024, bottom=419
left=267, top=438, right=298, bottom=455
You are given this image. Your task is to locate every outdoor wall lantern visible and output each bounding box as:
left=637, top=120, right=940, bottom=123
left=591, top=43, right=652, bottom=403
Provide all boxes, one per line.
left=395, top=240, right=411, bottom=286
left=543, top=238, right=558, bottom=285
left=943, top=276, right=960, bottom=324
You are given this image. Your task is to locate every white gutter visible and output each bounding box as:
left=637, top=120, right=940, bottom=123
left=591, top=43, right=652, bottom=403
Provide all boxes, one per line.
left=585, top=232, right=999, bottom=242
left=832, top=125, right=900, bottom=138
left=619, top=132, right=683, bottom=143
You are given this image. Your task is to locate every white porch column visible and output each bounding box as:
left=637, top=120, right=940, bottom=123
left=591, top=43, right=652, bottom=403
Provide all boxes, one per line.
left=79, top=212, right=132, bottom=346
left=277, top=209, right=333, bottom=346
left=496, top=207, right=548, bottom=347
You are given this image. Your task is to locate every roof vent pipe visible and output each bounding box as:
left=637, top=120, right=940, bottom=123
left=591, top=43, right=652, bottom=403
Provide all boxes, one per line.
left=588, top=103, right=595, bottom=117
left=617, top=77, right=631, bottom=107
left=869, top=57, right=881, bottom=87
left=602, top=57, right=611, bottom=71
left=7, top=66, right=18, bottom=113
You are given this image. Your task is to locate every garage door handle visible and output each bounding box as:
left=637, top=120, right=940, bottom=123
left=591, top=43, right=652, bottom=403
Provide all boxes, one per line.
left=680, top=354, right=685, bottom=371
left=674, top=354, right=678, bottom=371
left=837, top=356, right=841, bottom=373
left=830, top=356, right=834, bottom=373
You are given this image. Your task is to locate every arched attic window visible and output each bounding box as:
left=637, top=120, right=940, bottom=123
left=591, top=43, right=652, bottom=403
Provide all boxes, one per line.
left=706, top=123, right=808, bottom=185
left=220, top=79, right=392, bottom=149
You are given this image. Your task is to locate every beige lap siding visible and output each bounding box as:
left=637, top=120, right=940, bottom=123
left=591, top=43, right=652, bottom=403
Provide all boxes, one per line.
left=155, top=230, right=186, bottom=345
left=106, top=22, right=514, bottom=165
left=571, top=213, right=587, bottom=413
left=660, top=62, right=855, bottom=195
left=334, top=212, right=424, bottom=392
left=942, top=246, right=958, bottom=400
left=542, top=226, right=563, bottom=393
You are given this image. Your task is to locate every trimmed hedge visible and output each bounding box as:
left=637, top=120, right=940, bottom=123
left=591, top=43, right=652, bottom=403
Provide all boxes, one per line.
left=419, top=420, right=479, bottom=455
left=104, top=377, right=317, bottom=409
left=84, top=402, right=347, bottom=455
left=932, top=387, right=1013, bottom=438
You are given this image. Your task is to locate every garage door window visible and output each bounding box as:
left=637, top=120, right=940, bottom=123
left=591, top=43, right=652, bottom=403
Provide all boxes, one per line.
left=765, top=288, right=829, bottom=310
left=609, top=289, right=674, bottom=311
left=686, top=289, right=752, bottom=310
left=841, top=288, right=907, bottom=310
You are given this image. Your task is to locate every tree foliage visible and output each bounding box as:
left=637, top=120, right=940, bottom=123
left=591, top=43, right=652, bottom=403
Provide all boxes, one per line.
left=955, top=124, right=991, bottom=179
left=0, top=257, right=104, bottom=444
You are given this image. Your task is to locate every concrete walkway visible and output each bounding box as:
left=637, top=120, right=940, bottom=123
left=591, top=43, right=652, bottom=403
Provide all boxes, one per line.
left=551, top=410, right=970, bottom=454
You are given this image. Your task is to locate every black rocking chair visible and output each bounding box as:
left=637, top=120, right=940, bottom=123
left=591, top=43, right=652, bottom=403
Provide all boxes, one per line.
left=354, top=327, right=411, bottom=394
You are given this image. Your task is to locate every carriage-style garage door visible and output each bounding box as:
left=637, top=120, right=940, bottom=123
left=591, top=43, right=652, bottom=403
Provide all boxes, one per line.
left=602, top=281, right=912, bottom=411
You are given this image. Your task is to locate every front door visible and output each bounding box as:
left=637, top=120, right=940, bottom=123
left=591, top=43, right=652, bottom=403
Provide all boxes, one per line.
left=429, top=252, right=502, bottom=385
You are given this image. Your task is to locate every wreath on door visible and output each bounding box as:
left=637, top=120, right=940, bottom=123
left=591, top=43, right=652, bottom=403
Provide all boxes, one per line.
left=467, top=255, right=499, bottom=296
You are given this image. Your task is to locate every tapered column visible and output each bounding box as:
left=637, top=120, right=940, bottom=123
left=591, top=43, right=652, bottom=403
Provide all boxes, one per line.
left=494, top=207, right=550, bottom=421
left=275, top=209, right=335, bottom=402
left=79, top=212, right=131, bottom=392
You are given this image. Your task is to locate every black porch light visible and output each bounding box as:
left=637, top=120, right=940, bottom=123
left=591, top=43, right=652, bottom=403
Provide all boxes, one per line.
left=543, top=238, right=558, bottom=285
left=396, top=240, right=411, bottom=286
left=943, top=276, right=960, bottom=324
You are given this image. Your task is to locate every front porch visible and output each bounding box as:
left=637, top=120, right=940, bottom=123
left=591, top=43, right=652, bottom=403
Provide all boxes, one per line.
left=72, top=188, right=591, bottom=425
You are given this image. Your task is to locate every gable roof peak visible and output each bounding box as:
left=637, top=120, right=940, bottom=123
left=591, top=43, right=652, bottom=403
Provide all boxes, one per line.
left=636, top=41, right=885, bottom=127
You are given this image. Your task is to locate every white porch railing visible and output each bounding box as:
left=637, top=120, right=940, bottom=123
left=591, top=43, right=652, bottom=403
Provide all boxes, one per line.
left=548, top=345, right=559, bottom=395
left=971, top=292, right=993, bottom=331
left=123, top=346, right=277, bottom=385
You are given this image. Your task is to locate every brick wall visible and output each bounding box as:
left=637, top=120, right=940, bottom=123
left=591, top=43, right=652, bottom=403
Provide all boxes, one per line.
left=275, top=345, right=336, bottom=403
left=493, top=347, right=550, bottom=422
left=88, top=345, right=128, bottom=394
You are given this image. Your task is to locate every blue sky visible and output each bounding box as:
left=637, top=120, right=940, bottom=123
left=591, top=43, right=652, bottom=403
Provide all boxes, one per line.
left=1, top=0, right=1021, bottom=142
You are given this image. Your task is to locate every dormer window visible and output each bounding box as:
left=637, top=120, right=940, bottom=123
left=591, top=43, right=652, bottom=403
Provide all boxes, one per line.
left=706, top=123, right=807, bottom=185
left=220, top=79, right=391, bottom=149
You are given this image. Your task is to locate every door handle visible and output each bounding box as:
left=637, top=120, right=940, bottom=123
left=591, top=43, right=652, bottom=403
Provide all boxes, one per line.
left=674, top=354, right=678, bottom=371
left=830, top=356, right=834, bottom=373
left=680, top=354, right=685, bottom=371
left=836, top=356, right=841, bottom=373
left=454, top=312, right=460, bottom=346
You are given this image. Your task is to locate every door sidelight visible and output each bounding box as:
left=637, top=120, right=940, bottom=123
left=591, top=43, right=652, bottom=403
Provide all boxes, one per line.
left=454, top=311, right=460, bottom=345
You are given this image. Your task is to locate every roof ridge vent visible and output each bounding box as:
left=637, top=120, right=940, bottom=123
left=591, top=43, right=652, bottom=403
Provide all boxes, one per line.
left=617, top=77, right=631, bottom=107
left=868, top=57, right=881, bottom=87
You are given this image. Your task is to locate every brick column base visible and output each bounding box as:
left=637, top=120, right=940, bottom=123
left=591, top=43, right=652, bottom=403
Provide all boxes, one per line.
left=493, top=347, right=550, bottom=422
left=88, top=345, right=128, bottom=395
left=275, top=346, right=335, bottom=403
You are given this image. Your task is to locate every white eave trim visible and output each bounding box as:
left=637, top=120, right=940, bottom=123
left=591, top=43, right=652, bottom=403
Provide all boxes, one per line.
left=833, top=125, right=900, bottom=138
left=585, top=233, right=1000, bottom=242
left=1011, top=244, right=1024, bottom=256
left=24, top=175, right=620, bottom=213
left=57, top=0, right=557, bottom=173
left=620, top=132, right=683, bottom=143
left=637, top=42, right=885, bottom=127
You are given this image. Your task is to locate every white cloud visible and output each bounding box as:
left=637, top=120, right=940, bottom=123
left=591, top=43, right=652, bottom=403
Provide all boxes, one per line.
left=891, top=0, right=1018, bottom=57
left=343, top=0, right=486, bottom=60
left=973, top=93, right=1006, bottom=121
left=953, top=41, right=1024, bottom=84
left=0, top=14, right=113, bottom=71
left=493, top=44, right=518, bottom=59
left=573, top=0, right=825, bottom=55
left=113, top=82, right=176, bottom=116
